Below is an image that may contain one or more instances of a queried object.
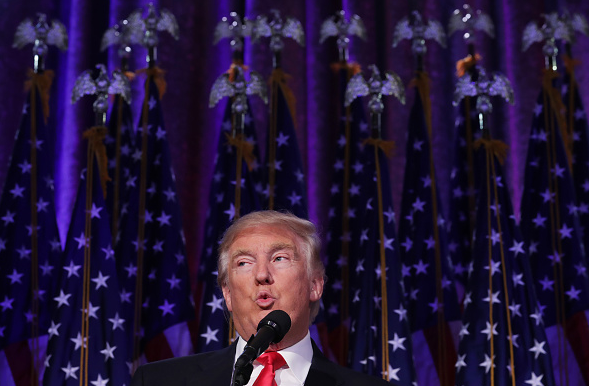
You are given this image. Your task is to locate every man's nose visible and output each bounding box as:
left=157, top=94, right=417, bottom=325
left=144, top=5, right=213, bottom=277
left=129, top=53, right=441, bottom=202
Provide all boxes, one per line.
left=254, top=260, right=273, bottom=284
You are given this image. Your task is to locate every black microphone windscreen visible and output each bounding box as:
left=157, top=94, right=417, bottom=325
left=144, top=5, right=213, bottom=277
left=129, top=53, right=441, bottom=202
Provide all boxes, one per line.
left=257, top=310, right=291, bottom=344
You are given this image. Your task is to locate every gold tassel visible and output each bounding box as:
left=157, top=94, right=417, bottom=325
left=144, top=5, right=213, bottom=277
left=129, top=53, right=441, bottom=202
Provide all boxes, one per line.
left=563, top=55, right=580, bottom=76
left=474, top=138, right=509, bottom=165
left=409, top=72, right=433, bottom=136
left=226, top=63, right=249, bottom=82
left=330, top=61, right=361, bottom=76
left=226, top=133, right=256, bottom=171
left=455, top=54, right=481, bottom=78
left=136, top=67, right=167, bottom=99
left=83, top=126, right=111, bottom=197
left=269, top=69, right=297, bottom=127
left=364, top=138, right=396, bottom=158
left=24, top=70, right=54, bottom=123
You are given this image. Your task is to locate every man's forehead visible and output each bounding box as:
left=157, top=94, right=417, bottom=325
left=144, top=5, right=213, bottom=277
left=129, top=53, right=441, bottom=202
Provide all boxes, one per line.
left=229, top=225, right=301, bottom=252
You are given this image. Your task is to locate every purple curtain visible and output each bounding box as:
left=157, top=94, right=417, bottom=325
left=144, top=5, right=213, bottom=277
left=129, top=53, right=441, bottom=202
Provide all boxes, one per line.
left=1, top=0, right=589, bottom=296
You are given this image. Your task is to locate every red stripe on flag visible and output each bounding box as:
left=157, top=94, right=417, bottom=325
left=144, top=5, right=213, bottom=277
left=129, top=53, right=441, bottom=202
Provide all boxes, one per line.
left=191, top=282, right=204, bottom=351
left=422, top=322, right=457, bottom=386
left=565, top=311, right=589, bottom=385
left=4, top=341, right=34, bottom=386
left=143, top=332, right=174, bottom=362
left=187, top=318, right=200, bottom=354
left=327, top=324, right=349, bottom=366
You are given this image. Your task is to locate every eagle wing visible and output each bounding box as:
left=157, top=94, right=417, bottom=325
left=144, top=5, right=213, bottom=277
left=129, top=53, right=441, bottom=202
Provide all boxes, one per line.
left=71, top=71, right=96, bottom=103
left=344, top=73, right=369, bottom=107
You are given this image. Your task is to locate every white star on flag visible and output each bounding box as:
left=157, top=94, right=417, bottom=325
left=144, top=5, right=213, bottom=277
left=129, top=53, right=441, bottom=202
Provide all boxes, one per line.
left=61, top=361, right=79, bottom=380
left=200, top=326, right=219, bottom=345
left=54, top=290, right=72, bottom=308
left=108, top=312, right=126, bottom=331
left=100, top=342, right=117, bottom=361
left=91, top=271, right=110, bottom=290
left=388, top=333, right=406, bottom=351
left=90, top=374, right=109, bottom=386
left=206, top=294, right=224, bottom=314
left=159, top=299, right=175, bottom=316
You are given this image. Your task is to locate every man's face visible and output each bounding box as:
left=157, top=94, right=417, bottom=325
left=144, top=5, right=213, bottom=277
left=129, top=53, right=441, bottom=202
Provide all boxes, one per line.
left=221, top=224, right=323, bottom=349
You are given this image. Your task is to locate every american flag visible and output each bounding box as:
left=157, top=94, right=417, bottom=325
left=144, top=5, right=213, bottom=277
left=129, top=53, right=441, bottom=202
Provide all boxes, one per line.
left=322, top=65, right=416, bottom=385
left=105, top=93, right=136, bottom=244
left=447, top=96, right=483, bottom=291
left=0, top=75, right=62, bottom=386
left=398, top=77, right=460, bottom=386
left=115, top=75, right=195, bottom=368
left=322, top=65, right=370, bottom=364
left=42, top=142, right=130, bottom=386
left=348, top=118, right=416, bottom=386
left=520, top=70, right=589, bottom=386
left=455, top=134, right=555, bottom=386
left=195, top=98, right=263, bottom=353
left=264, top=69, right=308, bottom=219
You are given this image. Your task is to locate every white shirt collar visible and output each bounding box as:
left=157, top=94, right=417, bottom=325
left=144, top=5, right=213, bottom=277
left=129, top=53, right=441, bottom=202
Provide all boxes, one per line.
left=235, top=331, right=313, bottom=385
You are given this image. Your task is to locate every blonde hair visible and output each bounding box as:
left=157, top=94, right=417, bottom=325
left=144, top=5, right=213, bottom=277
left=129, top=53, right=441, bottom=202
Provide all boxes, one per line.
left=217, top=210, right=324, bottom=321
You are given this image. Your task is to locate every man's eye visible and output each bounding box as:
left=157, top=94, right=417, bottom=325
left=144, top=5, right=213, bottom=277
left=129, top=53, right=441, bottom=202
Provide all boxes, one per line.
left=274, top=256, right=287, bottom=262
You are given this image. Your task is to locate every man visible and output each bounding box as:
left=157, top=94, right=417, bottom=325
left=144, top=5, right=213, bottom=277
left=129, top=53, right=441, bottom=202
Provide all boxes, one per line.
left=131, top=211, right=393, bottom=386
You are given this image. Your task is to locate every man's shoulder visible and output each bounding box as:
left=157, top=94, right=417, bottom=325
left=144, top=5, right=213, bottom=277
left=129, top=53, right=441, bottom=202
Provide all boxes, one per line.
left=131, top=346, right=235, bottom=386
left=315, top=359, right=391, bottom=386
left=141, top=350, right=220, bottom=370
left=309, top=345, right=393, bottom=386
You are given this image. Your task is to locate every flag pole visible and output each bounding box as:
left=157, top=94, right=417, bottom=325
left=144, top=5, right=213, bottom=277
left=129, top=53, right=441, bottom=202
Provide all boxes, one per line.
left=13, top=14, right=68, bottom=384
left=396, top=9, right=453, bottom=384
left=345, top=64, right=404, bottom=379
left=128, top=5, right=179, bottom=368
left=394, top=10, right=454, bottom=383
left=475, top=113, right=519, bottom=386
left=449, top=4, right=495, bottom=259
left=320, top=10, right=367, bottom=364
left=100, top=12, right=140, bottom=246
left=455, top=62, right=515, bottom=386
left=211, top=12, right=267, bottom=345
left=523, top=15, right=572, bottom=382
left=71, top=60, right=130, bottom=383
left=253, top=11, right=305, bottom=211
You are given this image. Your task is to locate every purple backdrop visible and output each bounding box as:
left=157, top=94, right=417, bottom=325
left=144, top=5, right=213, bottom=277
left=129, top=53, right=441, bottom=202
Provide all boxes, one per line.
left=1, top=0, right=589, bottom=296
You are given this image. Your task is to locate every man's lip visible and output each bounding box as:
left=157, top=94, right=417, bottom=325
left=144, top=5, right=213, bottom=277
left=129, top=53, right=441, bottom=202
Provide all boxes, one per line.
left=255, top=298, right=275, bottom=308
left=255, top=292, right=276, bottom=308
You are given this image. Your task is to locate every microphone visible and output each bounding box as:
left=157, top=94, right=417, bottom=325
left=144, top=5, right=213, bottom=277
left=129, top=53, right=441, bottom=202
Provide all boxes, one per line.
left=234, top=310, right=292, bottom=371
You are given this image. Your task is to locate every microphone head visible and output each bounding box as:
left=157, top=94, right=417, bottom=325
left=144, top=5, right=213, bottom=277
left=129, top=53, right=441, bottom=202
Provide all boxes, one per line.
left=257, top=310, right=291, bottom=344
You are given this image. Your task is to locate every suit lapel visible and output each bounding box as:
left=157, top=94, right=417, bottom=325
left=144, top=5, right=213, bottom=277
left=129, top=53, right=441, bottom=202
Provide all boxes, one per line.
left=188, top=339, right=341, bottom=386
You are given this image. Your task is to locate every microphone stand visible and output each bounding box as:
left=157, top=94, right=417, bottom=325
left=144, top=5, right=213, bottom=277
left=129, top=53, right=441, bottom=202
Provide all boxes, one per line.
left=231, top=333, right=255, bottom=386
left=231, top=361, right=254, bottom=386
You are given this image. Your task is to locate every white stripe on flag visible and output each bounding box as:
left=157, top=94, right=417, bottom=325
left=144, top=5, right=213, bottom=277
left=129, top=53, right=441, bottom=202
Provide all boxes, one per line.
left=163, top=322, right=194, bottom=357
left=448, top=320, right=461, bottom=351
left=412, top=330, right=438, bottom=386
left=0, top=350, right=17, bottom=386
left=546, top=324, right=584, bottom=386
left=29, top=335, right=48, bottom=381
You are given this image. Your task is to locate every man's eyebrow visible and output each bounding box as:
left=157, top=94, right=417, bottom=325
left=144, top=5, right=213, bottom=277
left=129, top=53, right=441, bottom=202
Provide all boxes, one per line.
left=268, top=242, right=296, bottom=253
left=230, top=248, right=254, bottom=259
left=230, top=243, right=297, bottom=259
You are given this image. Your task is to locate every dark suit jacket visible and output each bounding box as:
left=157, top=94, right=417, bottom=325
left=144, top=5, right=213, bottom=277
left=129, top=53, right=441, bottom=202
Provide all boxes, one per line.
left=131, top=340, right=393, bottom=386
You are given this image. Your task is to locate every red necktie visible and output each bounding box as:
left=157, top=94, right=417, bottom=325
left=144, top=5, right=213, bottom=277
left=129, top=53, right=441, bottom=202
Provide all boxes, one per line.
left=252, top=352, right=286, bottom=386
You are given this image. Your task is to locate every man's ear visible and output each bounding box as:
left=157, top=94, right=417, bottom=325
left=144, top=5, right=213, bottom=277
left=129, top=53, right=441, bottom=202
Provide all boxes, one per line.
left=309, top=275, right=324, bottom=302
left=222, top=285, right=233, bottom=312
